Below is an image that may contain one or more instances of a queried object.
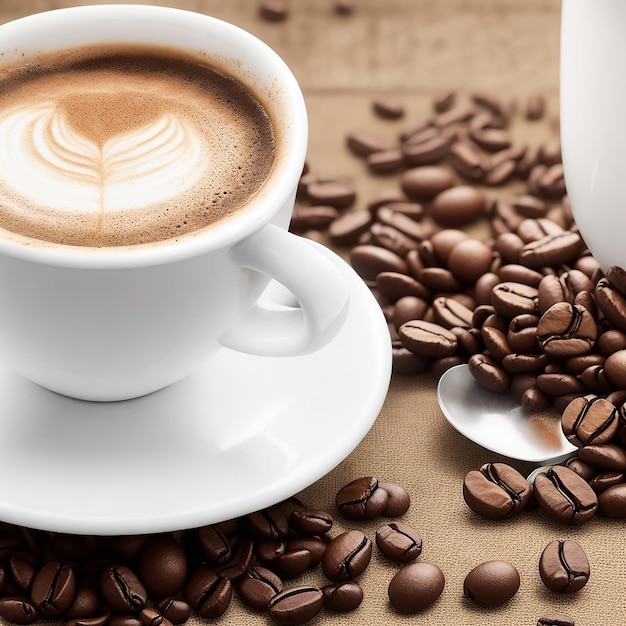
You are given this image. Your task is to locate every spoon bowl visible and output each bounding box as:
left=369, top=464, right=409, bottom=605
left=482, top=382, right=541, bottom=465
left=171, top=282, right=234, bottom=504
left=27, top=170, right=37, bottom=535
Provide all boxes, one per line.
left=437, top=364, right=577, bottom=464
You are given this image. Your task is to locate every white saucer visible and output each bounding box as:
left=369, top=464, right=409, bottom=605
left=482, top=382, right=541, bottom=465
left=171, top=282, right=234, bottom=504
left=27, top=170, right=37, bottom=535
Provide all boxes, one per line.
left=0, top=242, right=391, bottom=535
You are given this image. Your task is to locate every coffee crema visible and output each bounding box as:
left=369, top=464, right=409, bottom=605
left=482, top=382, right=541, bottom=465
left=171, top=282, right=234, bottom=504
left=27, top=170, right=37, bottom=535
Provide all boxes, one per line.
left=0, top=46, right=276, bottom=247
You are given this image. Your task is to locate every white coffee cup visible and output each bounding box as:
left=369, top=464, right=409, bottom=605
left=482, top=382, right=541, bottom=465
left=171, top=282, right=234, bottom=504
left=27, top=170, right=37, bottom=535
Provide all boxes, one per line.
left=0, top=5, right=350, bottom=402
left=561, top=0, right=626, bottom=272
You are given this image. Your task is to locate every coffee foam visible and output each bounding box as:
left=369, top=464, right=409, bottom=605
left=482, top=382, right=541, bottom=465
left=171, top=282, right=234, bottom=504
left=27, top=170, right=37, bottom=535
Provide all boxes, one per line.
left=0, top=48, right=275, bottom=247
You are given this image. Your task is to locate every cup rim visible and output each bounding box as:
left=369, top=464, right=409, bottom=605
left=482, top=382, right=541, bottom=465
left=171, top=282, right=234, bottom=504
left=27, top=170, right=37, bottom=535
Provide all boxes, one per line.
left=0, top=4, right=308, bottom=268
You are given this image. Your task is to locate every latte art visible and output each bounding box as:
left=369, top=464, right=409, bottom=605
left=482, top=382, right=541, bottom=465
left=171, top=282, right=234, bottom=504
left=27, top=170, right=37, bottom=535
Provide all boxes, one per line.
left=0, top=48, right=275, bottom=247
left=0, top=100, right=205, bottom=214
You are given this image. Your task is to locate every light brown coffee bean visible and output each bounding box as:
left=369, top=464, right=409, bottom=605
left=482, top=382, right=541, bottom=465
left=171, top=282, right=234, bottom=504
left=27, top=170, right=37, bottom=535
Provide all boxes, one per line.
left=430, top=186, right=487, bottom=227
left=579, top=443, right=626, bottom=471
left=350, top=245, right=408, bottom=281
left=321, top=582, right=363, bottom=613
left=537, top=615, right=575, bottom=626
left=561, top=395, right=618, bottom=447
left=603, top=349, right=626, bottom=390
left=306, top=179, right=356, bottom=209
left=519, top=231, right=583, bottom=268
left=368, top=149, right=405, bottom=174
left=491, top=282, right=539, bottom=318
left=447, top=238, right=493, bottom=284
left=536, top=302, right=596, bottom=358
left=595, top=278, right=626, bottom=332
left=468, top=353, right=510, bottom=392
left=539, top=540, right=590, bottom=593
left=399, top=320, right=457, bottom=358
left=403, top=134, right=450, bottom=165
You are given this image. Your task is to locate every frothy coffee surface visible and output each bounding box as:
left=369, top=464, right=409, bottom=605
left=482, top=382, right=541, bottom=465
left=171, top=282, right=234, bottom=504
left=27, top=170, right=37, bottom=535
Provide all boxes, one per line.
left=0, top=47, right=275, bottom=247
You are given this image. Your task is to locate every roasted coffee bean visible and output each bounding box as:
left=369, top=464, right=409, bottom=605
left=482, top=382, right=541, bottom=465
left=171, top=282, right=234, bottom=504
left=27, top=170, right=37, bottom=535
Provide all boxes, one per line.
left=367, top=149, right=405, bottom=174
left=578, top=443, right=626, bottom=471
left=387, top=562, right=445, bottom=614
left=373, top=98, right=405, bottom=119
left=346, top=131, right=393, bottom=157
left=306, top=179, right=356, bottom=209
left=137, top=536, right=187, bottom=599
left=197, top=525, right=232, bottom=564
left=267, top=586, right=323, bottom=626
left=491, top=281, right=538, bottom=318
left=214, top=535, right=254, bottom=580
left=321, top=582, right=363, bottom=612
left=290, top=205, right=338, bottom=232
left=30, top=561, right=76, bottom=618
left=603, top=349, right=626, bottom=390
left=376, top=272, right=430, bottom=302
left=237, top=566, right=283, bottom=611
left=259, top=1, right=288, bottom=21
left=401, top=166, right=456, bottom=201
left=10, top=552, right=38, bottom=593
left=392, top=342, right=432, bottom=376
left=463, top=462, right=530, bottom=520
left=66, top=609, right=112, bottom=626
left=561, top=395, right=618, bottom=447
left=566, top=458, right=598, bottom=482
left=468, top=353, right=510, bottom=392
left=536, top=373, right=586, bottom=397
left=378, top=481, right=411, bottom=516
left=183, top=567, right=231, bottom=619
left=430, top=185, right=486, bottom=227
left=463, top=560, right=520, bottom=607
left=589, top=471, right=623, bottom=494
left=350, top=245, right=408, bottom=281
left=539, top=539, right=590, bottom=593
left=597, top=483, right=626, bottom=518
left=447, top=239, right=493, bottom=284
left=0, top=596, right=38, bottom=625
left=481, top=325, right=512, bottom=362
left=433, top=90, right=455, bottom=113
left=448, top=139, right=486, bottom=180
left=375, top=522, right=422, bottom=563
left=417, top=267, right=463, bottom=293
left=335, top=476, right=389, bottom=520
left=507, top=314, right=540, bottom=353
left=245, top=506, right=289, bottom=540
left=537, top=615, right=575, bottom=626
left=532, top=465, right=598, bottom=525
left=595, top=278, right=626, bottom=332
left=502, top=352, right=549, bottom=375
left=64, top=584, right=100, bottom=621
left=328, top=210, right=373, bottom=246
left=288, top=509, right=332, bottom=535
left=321, top=531, right=372, bottom=582
left=536, top=302, right=596, bottom=358
left=140, top=608, right=172, bottom=626
left=109, top=615, right=142, bottom=626
left=154, top=599, right=191, bottom=625
left=403, top=133, right=450, bottom=166
left=285, top=536, right=328, bottom=569
left=432, top=296, right=473, bottom=329
left=100, top=565, right=147, bottom=614
left=399, top=320, right=457, bottom=358
left=272, top=549, right=311, bottom=580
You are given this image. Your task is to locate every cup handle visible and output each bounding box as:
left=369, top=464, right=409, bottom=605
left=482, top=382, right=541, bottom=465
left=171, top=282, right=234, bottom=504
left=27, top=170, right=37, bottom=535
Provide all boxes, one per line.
left=220, top=224, right=350, bottom=356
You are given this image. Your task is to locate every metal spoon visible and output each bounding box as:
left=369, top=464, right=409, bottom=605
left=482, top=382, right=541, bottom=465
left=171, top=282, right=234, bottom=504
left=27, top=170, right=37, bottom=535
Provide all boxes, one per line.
left=437, top=364, right=577, bottom=464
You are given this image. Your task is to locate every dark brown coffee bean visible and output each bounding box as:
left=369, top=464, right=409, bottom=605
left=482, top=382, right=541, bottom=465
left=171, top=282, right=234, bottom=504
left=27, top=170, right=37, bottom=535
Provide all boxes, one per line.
left=376, top=206, right=428, bottom=241
left=237, top=566, right=283, bottom=611
left=245, top=506, right=289, bottom=540
left=335, top=476, right=389, bottom=520
left=373, top=98, right=405, bottom=119
left=321, top=582, right=363, bottom=613
left=392, top=342, right=432, bottom=376
left=214, top=535, right=254, bottom=580
left=507, top=314, right=540, bottom=353
left=154, top=599, right=191, bottom=625
left=109, top=615, right=141, bottom=626
left=603, top=349, right=626, bottom=390
left=399, top=320, right=457, bottom=358
left=401, top=166, right=455, bottom=201
left=536, top=302, right=596, bottom=358
left=306, top=179, right=356, bottom=209
left=30, top=561, right=76, bottom=618
left=597, top=483, right=626, bottom=518
left=66, top=609, right=112, bottom=626
left=447, top=239, right=493, bottom=284
left=346, top=131, right=393, bottom=157
left=430, top=185, right=486, bottom=227
left=470, top=127, right=512, bottom=152
left=561, top=395, right=618, bottom=447
left=589, top=471, right=623, bottom=494
left=290, top=205, right=339, bottom=232
left=10, top=552, right=37, bottom=593
left=267, top=586, right=323, bottom=626
left=463, top=462, right=530, bottom=520
left=481, top=325, right=512, bottom=362
left=140, top=608, right=172, bottom=626
left=328, top=210, right=373, bottom=246
left=183, top=567, right=231, bottom=619
left=321, top=531, right=372, bottom=582
left=539, top=539, right=590, bottom=593
left=272, top=550, right=311, bottom=580
left=137, top=536, right=186, bottom=599
left=285, top=536, right=328, bottom=569
left=463, top=560, right=520, bottom=607
left=403, top=133, right=450, bottom=166
left=376, top=522, right=422, bottom=563
left=537, top=615, right=575, bottom=626
left=197, top=525, right=232, bottom=564
left=532, top=465, right=597, bottom=525
left=417, top=267, right=463, bottom=293
left=0, top=597, right=38, bottom=624
left=100, top=565, right=146, bottom=614
left=377, top=272, right=429, bottom=303
left=378, top=481, right=411, bottom=516
left=502, top=352, right=549, bottom=374
left=254, top=538, right=286, bottom=565
left=448, top=139, right=486, bottom=181
left=432, top=296, right=473, bottom=329
left=433, top=90, right=455, bottom=113
left=367, top=149, right=405, bottom=174
left=522, top=386, right=552, bottom=412
left=387, top=562, right=444, bottom=613
left=64, top=585, right=100, bottom=621
left=468, top=353, right=510, bottom=392
left=289, top=509, right=333, bottom=535
left=536, top=373, right=586, bottom=397
left=497, top=264, right=544, bottom=288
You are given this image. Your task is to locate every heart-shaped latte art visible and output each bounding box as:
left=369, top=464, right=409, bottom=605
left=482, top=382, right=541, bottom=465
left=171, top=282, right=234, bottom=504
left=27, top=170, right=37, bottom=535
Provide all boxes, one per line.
left=0, top=101, right=205, bottom=214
